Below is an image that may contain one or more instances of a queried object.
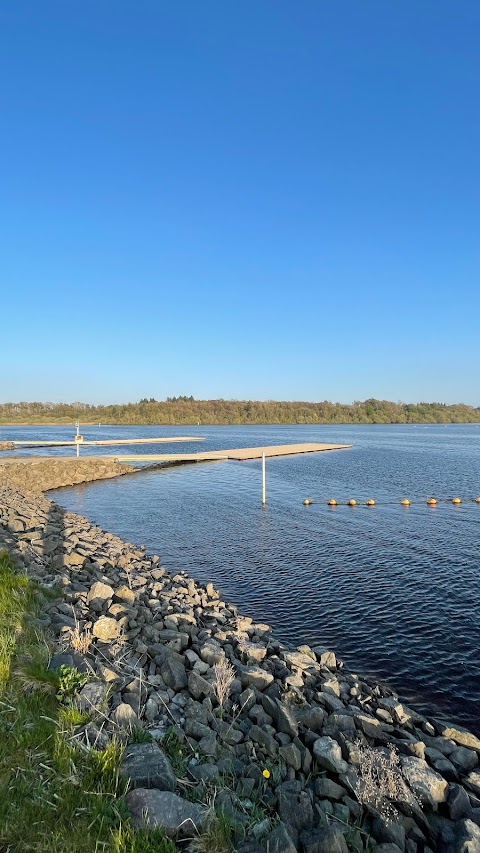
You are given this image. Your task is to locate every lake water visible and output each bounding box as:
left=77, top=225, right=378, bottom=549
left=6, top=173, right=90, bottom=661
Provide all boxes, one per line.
left=3, top=423, right=480, bottom=730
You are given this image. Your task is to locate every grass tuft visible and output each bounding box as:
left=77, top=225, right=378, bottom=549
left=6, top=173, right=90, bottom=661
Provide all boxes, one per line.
left=0, top=550, right=173, bottom=852
left=188, top=808, right=233, bottom=853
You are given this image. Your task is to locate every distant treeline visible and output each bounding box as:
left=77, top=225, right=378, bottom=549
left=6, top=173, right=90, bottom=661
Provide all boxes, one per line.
left=1, top=398, right=480, bottom=425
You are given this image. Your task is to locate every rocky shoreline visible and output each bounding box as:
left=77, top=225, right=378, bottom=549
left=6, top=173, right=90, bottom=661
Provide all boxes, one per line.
left=0, top=455, right=134, bottom=492
left=1, top=475, right=480, bottom=852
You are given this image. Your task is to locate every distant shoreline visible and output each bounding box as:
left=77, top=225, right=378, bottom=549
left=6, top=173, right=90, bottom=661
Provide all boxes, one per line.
left=1, top=420, right=480, bottom=428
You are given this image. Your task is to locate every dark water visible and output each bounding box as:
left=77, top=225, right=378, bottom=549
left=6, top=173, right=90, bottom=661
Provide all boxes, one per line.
left=4, top=423, right=480, bottom=731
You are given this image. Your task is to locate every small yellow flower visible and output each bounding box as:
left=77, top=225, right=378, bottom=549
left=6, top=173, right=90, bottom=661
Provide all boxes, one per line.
left=178, top=748, right=183, bottom=755
left=262, top=768, right=271, bottom=779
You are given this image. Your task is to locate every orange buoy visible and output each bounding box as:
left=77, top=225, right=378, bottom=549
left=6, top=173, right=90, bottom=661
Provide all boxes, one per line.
left=347, top=499, right=357, bottom=506
left=400, top=499, right=411, bottom=506
left=451, top=497, right=461, bottom=505
left=327, top=499, right=337, bottom=506
left=427, top=498, right=437, bottom=506
left=366, top=499, right=375, bottom=506
left=303, top=499, right=312, bottom=506
left=475, top=497, right=480, bottom=504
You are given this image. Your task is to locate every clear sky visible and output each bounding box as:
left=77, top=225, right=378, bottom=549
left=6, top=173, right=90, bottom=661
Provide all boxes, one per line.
left=1, top=1, right=479, bottom=405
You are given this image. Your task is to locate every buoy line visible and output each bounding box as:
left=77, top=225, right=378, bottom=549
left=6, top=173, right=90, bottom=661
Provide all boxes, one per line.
left=302, top=496, right=480, bottom=507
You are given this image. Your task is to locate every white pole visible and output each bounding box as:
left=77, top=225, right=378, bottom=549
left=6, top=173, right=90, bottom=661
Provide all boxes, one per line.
left=76, top=439, right=80, bottom=458
left=262, top=452, right=266, bottom=505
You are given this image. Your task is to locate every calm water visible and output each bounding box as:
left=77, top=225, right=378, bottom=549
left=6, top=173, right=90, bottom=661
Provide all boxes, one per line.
left=3, top=423, right=480, bottom=730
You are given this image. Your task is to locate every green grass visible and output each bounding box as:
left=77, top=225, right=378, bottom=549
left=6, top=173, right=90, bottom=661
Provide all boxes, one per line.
left=160, top=727, right=188, bottom=777
left=0, top=549, right=175, bottom=853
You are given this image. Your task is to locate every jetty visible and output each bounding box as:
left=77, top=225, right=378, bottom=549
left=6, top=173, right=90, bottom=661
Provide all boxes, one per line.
left=10, top=436, right=203, bottom=449
left=114, top=442, right=351, bottom=463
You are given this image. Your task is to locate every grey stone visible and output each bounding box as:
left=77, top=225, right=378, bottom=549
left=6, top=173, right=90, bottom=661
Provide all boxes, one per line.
left=188, top=670, right=213, bottom=700
left=277, top=781, right=314, bottom=842
left=354, top=712, right=384, bottom=739
left=448, top=818, right=480, bottom=852
left=86, top=581, right=114, bottom=610
left=185, top=718, right=211, bottom=740
left=432, top=756, right=458, bottom=781
left=284, top=650, right=318, bottom=671
left=51, top=613, right=77, bottom=631
left=214, top=718, right=244, bottom=745
left=450, top=747, right=478, bottom=773
left=312, top=647, right=337, bottom=669
left=295, top=705, right=325, bottom=732
left=249, top=703, right=273, bottom=728
left=328, top=712, right=356, bottom=736
left=125, top=789, right=206, bottom=837
left=300, top=826, right=348, bottom=853
left=322, top=677, right=341, bottom=697
left=438, top=725, right=480, bottom=753
left=189, top=763, right=218, bottom=783
left=110, top=702, right=139, bottom=730
left=312, top=736, right=348, bottom=774
left=400, top=756, right=448, bottom=808
left=447, top=785, right=472, bottom=821
left=64, top=551, right=85, bottom=566
left=120, top=743, right=175, bottom=791
left=314, top=777, right=346, bottom=800
left=465, top=771, right=480, bottom=797
left=279, top=742, right=302, bottom=771
left=269, top=698, right=299, bottom=738
left=249, top=724, right=278, bottom=757
left=113, top=584, right=136, bottom=604
left=264, top=822, right=298, bottom=853
left=318, top=692, right=345, bottom=712
left=197, top=731, right=217, bottom=756
left=96, top=663, right=122, bottom=683
left=76, top=681, right=109, bottom=712
left=48, top=652, right=74, bottom=671
left=83, top=722, right=109, bottom=750
left=372, top=846, right=403, bottom=853
left=252, top=818, right=271, bottom=839
left=239, top=665, right=274, bottom=691
left=216, top=790, right=248, bottom=830
left=92, top=615, right=121, bottom=641
left=239, top=686, right=257, bottom=711
left=199, top=641, right=225, bottom=666
left=158, top=649, right=187, bottom=691
left=239, top=641, right=267, bottom=662
left=371, top=816, right=405, bottom=852
left=377, top=698, right=411, bottom=725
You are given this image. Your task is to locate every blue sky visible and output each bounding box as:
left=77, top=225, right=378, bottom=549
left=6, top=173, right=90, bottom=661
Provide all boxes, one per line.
left=1, top=1, right=479, bottom=405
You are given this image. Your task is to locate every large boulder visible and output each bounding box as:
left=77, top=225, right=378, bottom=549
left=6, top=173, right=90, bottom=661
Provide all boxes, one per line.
left=92, top=616, right=120, bottom=641
left=264, top=822, right=297, bottom=853
left=400, top=756, right=448, bottom=808
left=300, top=826, right=348, bottom=853
left=125, top=789, right=207, bottom=837
left=438, top=725, right=480, bottom=753
left=276, top=781, right=314, bottom=844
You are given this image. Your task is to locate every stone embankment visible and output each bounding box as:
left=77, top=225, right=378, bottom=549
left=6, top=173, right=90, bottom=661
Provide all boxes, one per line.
left=0, top=441, right=15, bottom=451
left=0, top=456, right=134, bottom=493
left=1, top=482, right=480, bottom=853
